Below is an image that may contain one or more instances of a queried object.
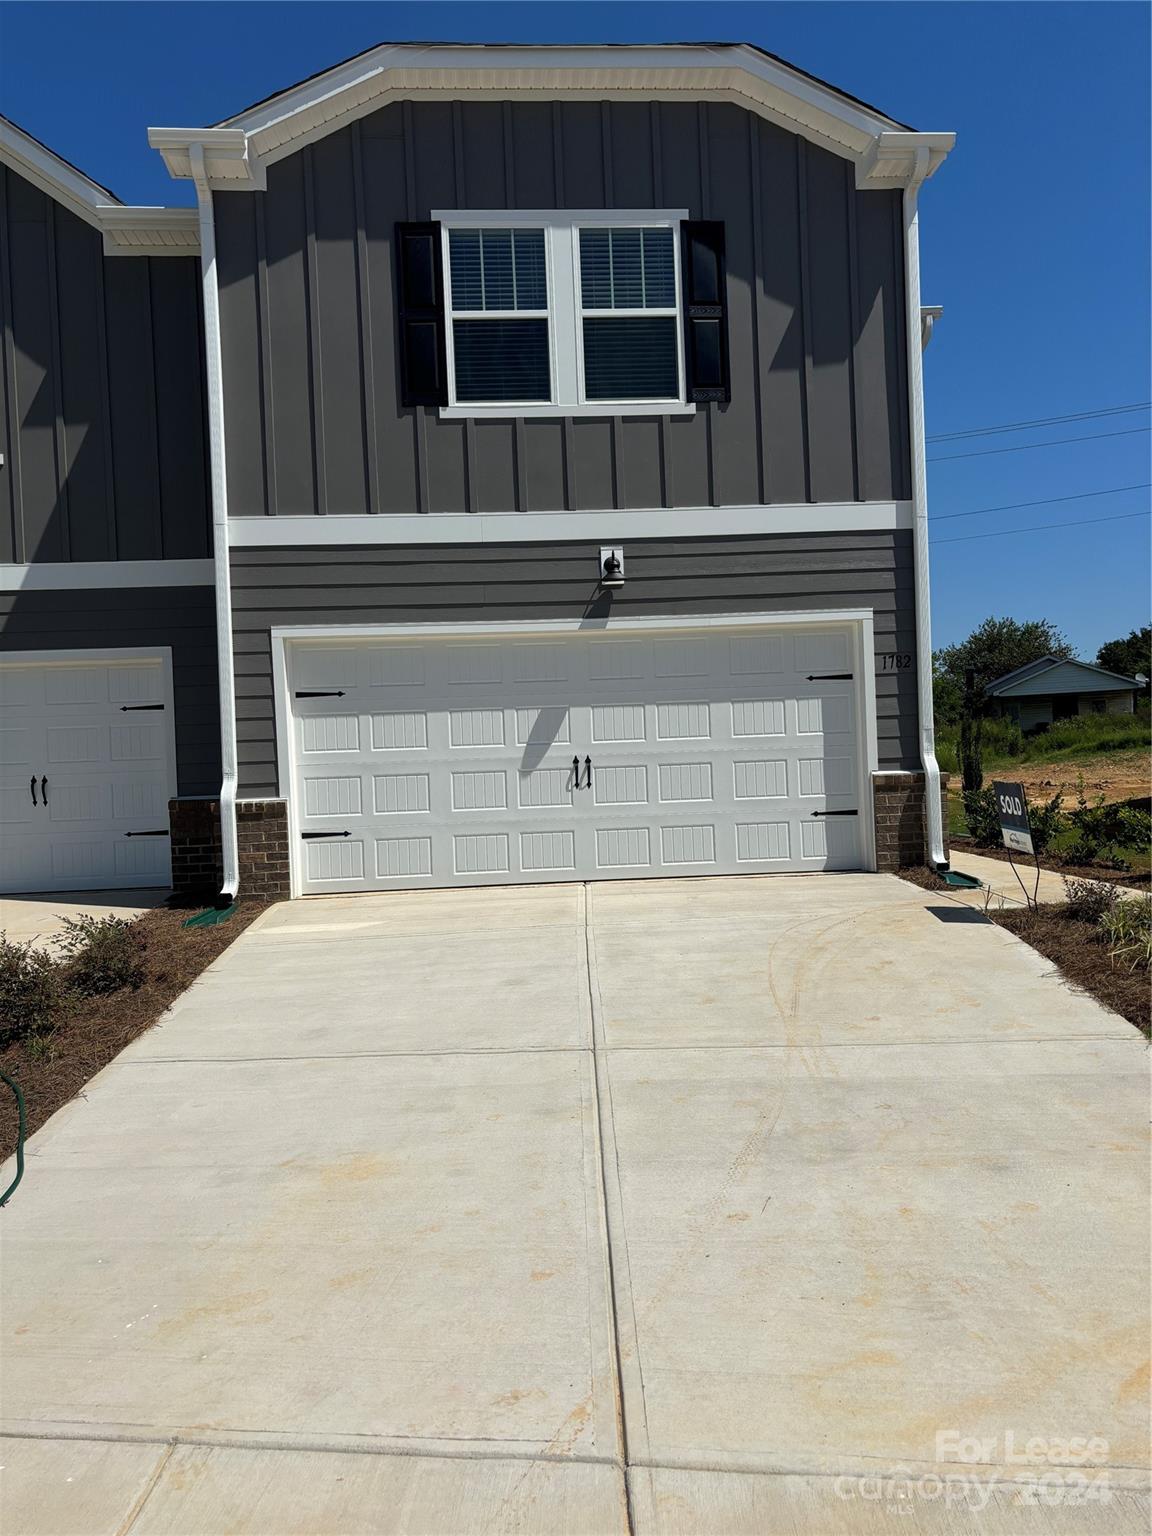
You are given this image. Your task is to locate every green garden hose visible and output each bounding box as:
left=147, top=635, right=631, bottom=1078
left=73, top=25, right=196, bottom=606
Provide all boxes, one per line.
left=0, top=1071, right=26, bottom=1207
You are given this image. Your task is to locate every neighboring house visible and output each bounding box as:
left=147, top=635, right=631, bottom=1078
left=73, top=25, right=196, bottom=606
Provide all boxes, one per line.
left=986, top=656, right=1146, bottom=732
left=0, top=43, right=955, bottom=899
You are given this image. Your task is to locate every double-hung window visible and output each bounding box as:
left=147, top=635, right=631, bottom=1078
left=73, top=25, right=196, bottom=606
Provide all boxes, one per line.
left=447, top=228, right=551, bottom=403
left=436, top=211, right=692, bottom=418
left=577, top=227, right=680, bottom=402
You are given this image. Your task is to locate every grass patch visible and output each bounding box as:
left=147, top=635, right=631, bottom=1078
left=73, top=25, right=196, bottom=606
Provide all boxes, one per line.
left=936, top=708, right=1150, bottom=774
left=0, top=902, right=268, bottom=1159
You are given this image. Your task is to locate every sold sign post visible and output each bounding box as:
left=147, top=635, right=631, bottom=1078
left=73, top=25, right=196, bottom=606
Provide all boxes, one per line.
left=992, top=780, right=1042, bottom=907
left=993, top=781, right=1034, bottom=856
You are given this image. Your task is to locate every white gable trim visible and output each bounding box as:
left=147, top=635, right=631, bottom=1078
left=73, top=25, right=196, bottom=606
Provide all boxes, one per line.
left=148, top=45, right=953, bottom=191
left=0, top=118, right=199, bottom=255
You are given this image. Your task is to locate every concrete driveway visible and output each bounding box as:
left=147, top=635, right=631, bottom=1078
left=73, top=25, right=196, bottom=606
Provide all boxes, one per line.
left=2, top=875, right=1148, bottom=1534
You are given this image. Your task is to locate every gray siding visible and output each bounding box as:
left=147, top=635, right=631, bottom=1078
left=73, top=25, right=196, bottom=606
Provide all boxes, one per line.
left=216, top=101, right=909, bottom=519
left=231, top=531, right=918, bottom=797
left=0, top=586, right=220, bottom=794
left=0, top=164, right=211, bottom=564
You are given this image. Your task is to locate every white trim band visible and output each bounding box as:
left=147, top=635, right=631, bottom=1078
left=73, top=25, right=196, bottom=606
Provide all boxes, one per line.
left=228, top=502, right=913, bottom=548
left=1, top=560, right=215, bottom=592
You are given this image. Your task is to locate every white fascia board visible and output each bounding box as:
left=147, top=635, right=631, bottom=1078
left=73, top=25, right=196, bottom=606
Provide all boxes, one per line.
left=0, top=118, right=120, bottom=231
left=228, top=503, right=912, bottom=548
left=147, top=127, right=265, bottom=190
left=856, top=131, right=954, bottom=188
left=100, top=206, right=200, bottom=257
left=0, top=559, right=214, bottom=591
left=154, top=46, right=950, bottom=188
left=0, top=120, right=199, bottom=254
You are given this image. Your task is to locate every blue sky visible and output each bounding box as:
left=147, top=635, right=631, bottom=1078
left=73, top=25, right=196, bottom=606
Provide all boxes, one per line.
left=1, top=1, right=1148, bottom=657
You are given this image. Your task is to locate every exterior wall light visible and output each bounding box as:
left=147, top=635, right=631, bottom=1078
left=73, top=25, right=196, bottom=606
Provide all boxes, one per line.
left=599, top=546, right=625, bottom=589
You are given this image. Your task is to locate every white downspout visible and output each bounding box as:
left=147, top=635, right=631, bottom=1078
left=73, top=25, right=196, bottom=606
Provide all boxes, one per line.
left=903, top=147, right=947, bottom=868
left=190, top=145, right=240, bottom=902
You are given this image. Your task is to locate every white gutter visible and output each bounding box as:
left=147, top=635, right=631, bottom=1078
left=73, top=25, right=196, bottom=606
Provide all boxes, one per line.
left=903, top=146, right=947, bottom=868
left=190, top=144, right=240, bottom=902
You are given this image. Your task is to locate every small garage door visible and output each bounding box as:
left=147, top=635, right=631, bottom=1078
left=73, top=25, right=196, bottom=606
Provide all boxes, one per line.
left=0, top=654, right=175, bottom=894
left=287, top=622, right=868, bottom=894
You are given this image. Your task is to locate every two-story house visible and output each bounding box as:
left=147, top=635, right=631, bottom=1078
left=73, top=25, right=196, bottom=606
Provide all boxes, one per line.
left=0, top=43, right=954, bottom=901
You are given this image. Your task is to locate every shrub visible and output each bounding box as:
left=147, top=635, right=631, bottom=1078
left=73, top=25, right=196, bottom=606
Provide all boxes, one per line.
left=1100, top=898, right=1152, bottom=972
left=1065, top=780, right=1151, bottom=867
left=1027, top=791, right=1067, bottom=856
left=961, top=786, right=1004, bottom=847
left=0, top=935, right=74, bottom=1045
left=54, top=914, right=145, bottom=997
left=1062, top=876, right=1120, bottom=925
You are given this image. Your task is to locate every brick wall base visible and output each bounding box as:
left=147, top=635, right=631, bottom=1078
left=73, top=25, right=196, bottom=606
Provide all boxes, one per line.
left=169, top=798, right=223, bottom=899
left=169, top=797, right=290, bottom=902
left=236, top=799, right=291, bottom=901
left=871, top=772, right=950, bottom=872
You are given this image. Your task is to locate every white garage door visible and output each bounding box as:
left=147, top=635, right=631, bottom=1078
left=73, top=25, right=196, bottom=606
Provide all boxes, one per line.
left=287, top=622, right=868, bottom=895
left=0, top=653, right=176, bottom=894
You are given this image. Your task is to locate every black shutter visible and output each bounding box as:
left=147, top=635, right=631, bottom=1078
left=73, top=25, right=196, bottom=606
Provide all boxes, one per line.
left=680, top=221, right=730, bottom=403
left=396, top=221, right=447, bottom=406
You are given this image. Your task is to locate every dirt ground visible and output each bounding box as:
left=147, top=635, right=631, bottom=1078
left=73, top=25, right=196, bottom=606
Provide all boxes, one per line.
left=987, top=747, right=1151, bottom=804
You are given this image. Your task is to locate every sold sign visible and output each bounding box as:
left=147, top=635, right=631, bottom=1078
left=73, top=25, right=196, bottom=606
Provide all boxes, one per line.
left=992, top=780, right=1034, bottom=856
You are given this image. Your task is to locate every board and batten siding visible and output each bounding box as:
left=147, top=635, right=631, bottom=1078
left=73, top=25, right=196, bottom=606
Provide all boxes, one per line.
left=0, top=585, right=221, bottom=794
left=0, top=164, right=211, bottom=565
left=215, top=101, right=910, bottom=520
left=230, top=531, right=917, bottom=798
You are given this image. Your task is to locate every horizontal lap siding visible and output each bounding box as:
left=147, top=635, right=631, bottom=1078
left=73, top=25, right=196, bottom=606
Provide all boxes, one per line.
left=230, top=531, right=917, bottom=796
left=217, top=102, right=910, bottom=520
left=0, top=165, right=211, bottom=564
left=0, top=586, right=220, bottom=794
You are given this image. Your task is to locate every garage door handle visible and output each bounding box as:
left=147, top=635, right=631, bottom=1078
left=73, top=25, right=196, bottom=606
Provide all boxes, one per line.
left=806, top=673, right=853, bottom=681
left=584, top=755, right=593, bottom=791
left=124, top=829, right=169, bottom=837
left=29, top=775, right=37, bottom=807
left=811, top=809, right=858, bottom=817
left=301, top=830, right=350, bottom=839
left=572, top=756, right=580, bottom=788
left=40, top=776, right=47, bottom=807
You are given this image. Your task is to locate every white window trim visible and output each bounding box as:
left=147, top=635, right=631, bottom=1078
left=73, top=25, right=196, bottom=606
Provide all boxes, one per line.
left=433, top=208, right=696, bottom=421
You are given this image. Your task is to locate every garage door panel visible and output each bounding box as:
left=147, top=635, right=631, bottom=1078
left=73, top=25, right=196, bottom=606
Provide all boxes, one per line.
left=518, top=764, right=576, bottom=808
left=520, top=830, right=576, bottom=873
left=44, top=665, right=110, bottom=705
left=372, top=773, right=428, bottom=816
left=303, top=774, right=364, bottom=817
left=289, top=624, right=867, bottom=893
left=376, top=835, right=433, bottom=880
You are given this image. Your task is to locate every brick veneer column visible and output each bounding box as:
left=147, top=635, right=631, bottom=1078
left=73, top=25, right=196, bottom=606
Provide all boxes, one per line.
left=871, top=771, right=950, bottom=871
left=236, top=799, right=291, bottom=901
left=169, top=797, right=290, bottom=901
left=169, top=798, right=223, bottom=899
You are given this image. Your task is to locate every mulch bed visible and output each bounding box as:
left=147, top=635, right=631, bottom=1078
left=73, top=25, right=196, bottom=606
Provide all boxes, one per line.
left=948, top=838, right=1150, bottom=889
left=897, top=866, right=1149, bottom=1038
left=994, top=906, right=1150, bottom=1038
left=1, top=901, right=268, bottom=1160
